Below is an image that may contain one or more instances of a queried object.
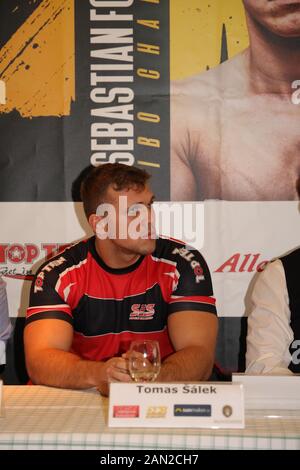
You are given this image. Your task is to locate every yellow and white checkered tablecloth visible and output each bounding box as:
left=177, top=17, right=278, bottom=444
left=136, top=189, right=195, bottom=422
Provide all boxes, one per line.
left=0, top=385, right=300, bottom=450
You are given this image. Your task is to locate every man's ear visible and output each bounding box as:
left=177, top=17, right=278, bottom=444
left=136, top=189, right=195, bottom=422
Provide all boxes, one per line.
left=88, top=214, right=100, bottom=233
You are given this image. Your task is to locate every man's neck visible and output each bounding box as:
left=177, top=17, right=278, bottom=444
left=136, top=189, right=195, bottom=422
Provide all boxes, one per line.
left=245, top=14, right=300, bottom=95
left=95, top=238, right=140, bottom=269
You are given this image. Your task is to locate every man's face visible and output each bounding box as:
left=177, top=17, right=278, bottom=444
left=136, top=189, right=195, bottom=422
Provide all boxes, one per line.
left=97, top=184, right=156, bottom=256
left=243, top=0, right=300, bottom=37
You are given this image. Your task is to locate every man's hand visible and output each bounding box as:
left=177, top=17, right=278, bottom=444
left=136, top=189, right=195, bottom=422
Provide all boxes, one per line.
left=98, top=356, right=132, bottom=396
left=105, top=356, right=132, bottom=382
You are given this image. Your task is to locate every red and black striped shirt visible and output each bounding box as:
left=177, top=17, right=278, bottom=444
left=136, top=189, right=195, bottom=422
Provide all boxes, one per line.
left=26, top=236, right=217, bottom=361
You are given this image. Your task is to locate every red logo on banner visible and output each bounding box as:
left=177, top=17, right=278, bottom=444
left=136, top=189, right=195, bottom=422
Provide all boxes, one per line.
left=215, top=253, right=268, bottom=273
left=0, top=243, right=70, bottom=265
left=0, top=243, right=70, bottom=281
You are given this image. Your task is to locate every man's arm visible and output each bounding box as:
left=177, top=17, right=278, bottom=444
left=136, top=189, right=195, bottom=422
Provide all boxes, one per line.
left=158, top=311, right=218, bottom=382
left=24, top=319, right=131, bottom=393
left=157, top=240, right=218, bottom=381
left=246, top=260, right=294, bottom=375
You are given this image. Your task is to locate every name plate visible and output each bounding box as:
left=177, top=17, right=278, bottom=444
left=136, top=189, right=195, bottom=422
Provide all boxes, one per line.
left=232, top=373, right=300, bottom=410
left=108, top=382, right=244, bottom=428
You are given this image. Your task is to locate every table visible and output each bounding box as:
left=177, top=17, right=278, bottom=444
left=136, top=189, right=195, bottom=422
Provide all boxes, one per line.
left=0, top=385, right=300, bottom=450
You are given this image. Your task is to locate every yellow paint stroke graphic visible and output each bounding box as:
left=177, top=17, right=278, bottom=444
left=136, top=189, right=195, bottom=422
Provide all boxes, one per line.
left=170, top=0, right=249, bottom=80
left=0, top=0, right=75, bottom=117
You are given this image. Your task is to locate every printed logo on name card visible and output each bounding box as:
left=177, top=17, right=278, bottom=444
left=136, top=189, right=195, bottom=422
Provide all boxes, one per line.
left=222, top=405, right=233, bottom=418
left=174, top=404, right=211, bottom=417
left=146, top=406, right=167, bottom=418
left=113, top=405, right=139, bottom=418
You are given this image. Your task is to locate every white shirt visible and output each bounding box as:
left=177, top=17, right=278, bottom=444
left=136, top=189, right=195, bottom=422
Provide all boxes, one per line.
left=246, top=259, right=294, bottom=375
left=0, top=277, right=12, bottom=365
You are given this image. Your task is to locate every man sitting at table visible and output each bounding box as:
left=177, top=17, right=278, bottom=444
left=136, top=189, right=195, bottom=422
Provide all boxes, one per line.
left=24, top=163, right=218, bottom=395
left=246, top=179, right=300, bottom=375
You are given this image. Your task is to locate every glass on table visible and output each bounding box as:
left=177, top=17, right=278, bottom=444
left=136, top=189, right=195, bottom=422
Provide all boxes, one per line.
left=128, top=340, right=161, bottom=382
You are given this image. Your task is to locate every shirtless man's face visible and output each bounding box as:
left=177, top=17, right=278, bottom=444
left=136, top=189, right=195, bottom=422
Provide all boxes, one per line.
left=243, top=0, right=300, bottom=37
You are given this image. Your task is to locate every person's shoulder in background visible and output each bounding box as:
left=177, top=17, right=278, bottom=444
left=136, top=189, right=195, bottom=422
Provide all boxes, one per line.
left=0, top=276, right=13, bottom=367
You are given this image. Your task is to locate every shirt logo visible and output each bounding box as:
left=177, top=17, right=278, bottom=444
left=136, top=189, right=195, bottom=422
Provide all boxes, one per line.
left=129, top=303, right=155, bottom=320
left=33, top=256, right=66, bottom=293
left=34, top=271, right=45, bottom=293
left=172, top=247, right=205, bottom=283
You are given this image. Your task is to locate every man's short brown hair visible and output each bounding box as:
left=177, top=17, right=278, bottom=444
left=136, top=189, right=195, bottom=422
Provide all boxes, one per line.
left=80, top=163, right=151, bottom=218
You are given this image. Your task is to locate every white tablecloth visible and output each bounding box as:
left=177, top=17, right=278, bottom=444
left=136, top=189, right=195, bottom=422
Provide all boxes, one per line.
left=0, top=385, right=300, bottom=450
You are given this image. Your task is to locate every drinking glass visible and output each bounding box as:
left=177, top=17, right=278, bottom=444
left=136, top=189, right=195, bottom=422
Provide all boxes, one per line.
left=128, top=340, right=161, bottom=382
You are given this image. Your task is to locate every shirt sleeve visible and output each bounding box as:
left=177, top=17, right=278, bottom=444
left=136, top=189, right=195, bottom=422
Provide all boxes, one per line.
left=0, top=277, right=13, bottom=365
left=26, top=264, right=73, bottom=326
left=0, top=277, right=12, bottom=341
left=246, top=259, right=294, bottom=375
left=168, top=247, right=217, bottom=316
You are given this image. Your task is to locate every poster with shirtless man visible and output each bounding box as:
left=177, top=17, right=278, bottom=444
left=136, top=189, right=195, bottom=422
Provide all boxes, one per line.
left=170, top=0, right=300, bottom=369
left=171, top=0, right=300, bottom=201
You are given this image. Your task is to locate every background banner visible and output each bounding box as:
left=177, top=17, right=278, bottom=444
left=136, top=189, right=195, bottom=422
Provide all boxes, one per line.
left=1, top=0, right=299, bottom=380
